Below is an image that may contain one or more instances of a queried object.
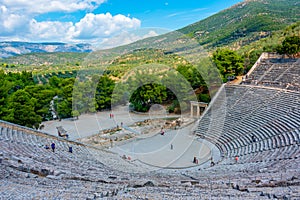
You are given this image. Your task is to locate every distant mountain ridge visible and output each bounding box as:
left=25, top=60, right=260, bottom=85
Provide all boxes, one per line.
left=0, top=41, right=93, bottom=58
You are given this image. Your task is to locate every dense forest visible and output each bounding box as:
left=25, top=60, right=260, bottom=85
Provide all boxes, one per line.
left=0, top=47, right=214, bottom=126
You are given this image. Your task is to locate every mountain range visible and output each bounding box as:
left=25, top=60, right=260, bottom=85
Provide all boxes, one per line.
left=0, top=42, right=93, bottom=58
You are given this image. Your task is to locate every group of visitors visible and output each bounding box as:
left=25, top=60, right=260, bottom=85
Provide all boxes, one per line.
left=122, top=154, right=131, bottom=161
left=44, top=142, right=72, bottom=153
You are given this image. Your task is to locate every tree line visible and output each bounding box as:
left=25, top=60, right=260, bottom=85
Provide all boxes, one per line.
left=0, top=64, right=209, bottom=128
left=0, top=71, right=116, bottom=128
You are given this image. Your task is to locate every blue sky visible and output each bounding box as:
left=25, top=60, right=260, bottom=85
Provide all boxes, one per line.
left=95, top=0, right=242, bottom=29
left=0, top=0, right=243, bottom=45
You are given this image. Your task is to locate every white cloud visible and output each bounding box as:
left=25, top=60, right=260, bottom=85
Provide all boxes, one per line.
left=0, top=5, right=30, bottom=35
left=0, top=0, right=142, bottom=44
left=167, top=12, right=185, bottom=18
left=29, top=20, right=74, bottom=41
left=17, top=13, right=141, bottom=43
left=73, top=13, right=141, bottom=39
left=192, top=8, right=208, bottom=12
left=1, top=0, right=105, bottom=14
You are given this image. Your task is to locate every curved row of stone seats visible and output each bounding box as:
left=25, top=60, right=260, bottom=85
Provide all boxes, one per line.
left=243, top=57, right=299, bottom=91
left=224, top=114, right=299, bottom=157
left=277, top=61, right=300, bottom=91
left=197, top=86, right=268, bottom=144
left=227, top=129, right=300, bottom=159
left=226, top=115, right=298, bottom=153
left=1, top=120, right=176, bottom=187
left=225, top=142, right=300, bottom=165
left=3, top=151, right=273, bottom=199
left=224, top=94, right=300, bottom=155
left=0, top=171, right=128, bottom=199
left=197, top=86, right=279, bottom=138
left=247, top=59, right=271, bottom=81
left=1, top=121, right=167, bottom=198
left=1, top=119, right=300, bottom=199
left=196, top=84, right=300, bottom=162
left=0, top=120, right=149, bottom=175
left=183, top=157, right=300, bottom=200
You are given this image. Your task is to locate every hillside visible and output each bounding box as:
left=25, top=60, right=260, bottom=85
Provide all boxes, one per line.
left=179, top=0, right=300, bottom=48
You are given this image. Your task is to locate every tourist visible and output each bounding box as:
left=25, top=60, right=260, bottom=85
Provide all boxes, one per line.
left=44, top=144, right=50, bottom=150
left=68, top=146, right=73, bottom=153
left=161, top=128, right=165, bottom=135
left=210, top=157, right=215, bottom=167
left=171, top=144, right=173, bottom=150
left=193, top=156, right=197, bottom=164
left=110, top=138, right=113, bottom=148
left=252, top=135, right=256, bottom=142
left=51, top=142, right=55, bottom=152
left=235, top=156, right=239, bottom=163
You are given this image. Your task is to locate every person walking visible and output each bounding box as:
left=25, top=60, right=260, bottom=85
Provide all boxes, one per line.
left=51, top=142, right=55, bottom=152
left=68, top=146, right=73, bottom=153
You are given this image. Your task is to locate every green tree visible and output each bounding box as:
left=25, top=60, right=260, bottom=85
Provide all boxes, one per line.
left=71, top=110, right=80, bottom=120
left=212, top=49, right=244, bottom=82
left=73, top=80, right=97, bottom=114
left=49, top=76, right=61, bottom=88
left=95, top=76, right=115, bottom=110
left=0, top=71, right=14, bottom=118
left=55, top=78, right=75, bottom=119
left=176, top=65, right=206, bottom=89
left=3, top=90, right=42, bottom=128
left=130, top=83, right=167, bottom=112
left=277, top=36, right=300, bottom=57
left=25, top=85, right=56, bottom=120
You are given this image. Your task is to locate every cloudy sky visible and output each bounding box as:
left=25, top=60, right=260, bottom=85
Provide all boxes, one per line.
left=0, top=0, right=242, bottom=45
